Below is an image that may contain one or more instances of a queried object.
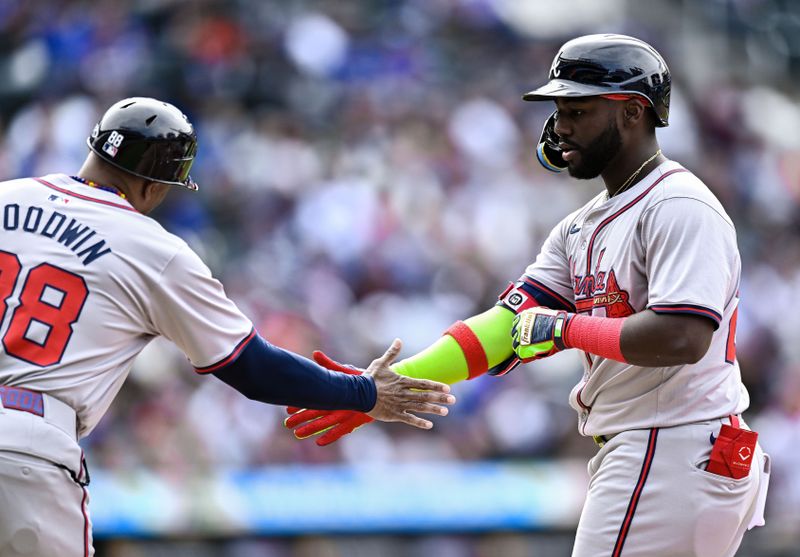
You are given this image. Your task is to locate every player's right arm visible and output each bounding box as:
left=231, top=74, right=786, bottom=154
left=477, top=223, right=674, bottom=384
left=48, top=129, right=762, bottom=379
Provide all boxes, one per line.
left=284, top=277, right=560, bottom=446
left=285, top=275, right=579, bottom=443
left=390, top=270, right=576, bottom=382
left=347, top=210, right=578, bottom=383
left=147, top=245, right=454, bottom=429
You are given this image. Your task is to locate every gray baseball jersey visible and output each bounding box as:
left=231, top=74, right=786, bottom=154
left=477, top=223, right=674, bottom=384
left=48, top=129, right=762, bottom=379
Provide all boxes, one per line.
left=522, top=161, right=747, bottom=436
left=0, top=174, right=254, bottom=438
left=503, top=160, right=769, bottom=557
left=0, top=173, right=256, bottom=556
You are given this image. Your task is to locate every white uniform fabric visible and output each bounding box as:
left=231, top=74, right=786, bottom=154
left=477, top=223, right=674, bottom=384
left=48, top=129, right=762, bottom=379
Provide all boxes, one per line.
left=0, top=401, right=92, bottom=556
left=0, top=173, right=253, bottom=556
left=520, top=161, right=769, bottom=556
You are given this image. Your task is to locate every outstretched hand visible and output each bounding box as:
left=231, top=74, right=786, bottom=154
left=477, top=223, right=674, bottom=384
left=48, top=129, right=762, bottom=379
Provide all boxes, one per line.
left=365, top=339, right=455, bottom=429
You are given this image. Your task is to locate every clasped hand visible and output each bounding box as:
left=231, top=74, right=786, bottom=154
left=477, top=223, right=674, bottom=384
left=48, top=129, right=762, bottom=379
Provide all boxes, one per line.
left=285, top=340, right=455, bottom=446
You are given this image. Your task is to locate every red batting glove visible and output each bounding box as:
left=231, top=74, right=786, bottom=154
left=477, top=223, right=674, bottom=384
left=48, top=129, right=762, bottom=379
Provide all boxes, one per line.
left=283, top=351, right=375, bottom=446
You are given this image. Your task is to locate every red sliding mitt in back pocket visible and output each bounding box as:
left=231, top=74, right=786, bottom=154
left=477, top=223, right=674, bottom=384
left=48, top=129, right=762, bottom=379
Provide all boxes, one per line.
left=706, top=424, right=758, bottom=480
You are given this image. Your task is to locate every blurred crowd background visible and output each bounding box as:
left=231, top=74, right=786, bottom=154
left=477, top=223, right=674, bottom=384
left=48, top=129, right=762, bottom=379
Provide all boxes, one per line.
left=1, top=0, right=799, bottom=555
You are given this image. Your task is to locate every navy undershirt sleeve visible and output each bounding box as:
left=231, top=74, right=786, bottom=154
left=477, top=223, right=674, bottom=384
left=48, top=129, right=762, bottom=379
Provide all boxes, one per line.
left=211, top=334, right=377, bottom=412
left=496, top=278, right=576, bottom=314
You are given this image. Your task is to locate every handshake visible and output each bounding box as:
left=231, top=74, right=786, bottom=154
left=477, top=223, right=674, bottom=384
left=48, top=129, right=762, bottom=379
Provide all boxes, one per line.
left=285, top=347, right=396, bottom=446
left=285, top=306, right=570, bottom=446
left=285, top=339, right=455, bottom=446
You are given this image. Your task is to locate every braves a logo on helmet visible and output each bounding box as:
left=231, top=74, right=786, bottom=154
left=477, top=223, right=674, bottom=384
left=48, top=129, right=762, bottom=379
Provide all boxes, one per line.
left=550, top=57, right=562, bottom=78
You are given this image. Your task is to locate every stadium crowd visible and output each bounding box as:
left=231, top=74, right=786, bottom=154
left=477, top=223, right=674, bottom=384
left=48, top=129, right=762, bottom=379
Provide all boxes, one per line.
left=0, top=0, right=798, bottom=554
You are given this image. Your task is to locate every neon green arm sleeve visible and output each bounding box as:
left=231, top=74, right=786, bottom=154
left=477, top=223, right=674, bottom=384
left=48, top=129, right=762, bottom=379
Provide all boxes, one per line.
left=391, top=306, right=515, bottom=384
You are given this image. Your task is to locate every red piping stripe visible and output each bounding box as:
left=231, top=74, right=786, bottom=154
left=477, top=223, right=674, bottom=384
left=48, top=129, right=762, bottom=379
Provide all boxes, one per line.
left=725, top=307, right=738, bottom=364
left=81, top=486, right=90, bottom=556
left=195, top=329, right=257, bottom=374
left=34, top=178, right=139, bottom=213
left=586, top=169, right=687, bottom=275
left=612, top=428, right=659, bottom=557
left=576, top=385, right=590, bottom=410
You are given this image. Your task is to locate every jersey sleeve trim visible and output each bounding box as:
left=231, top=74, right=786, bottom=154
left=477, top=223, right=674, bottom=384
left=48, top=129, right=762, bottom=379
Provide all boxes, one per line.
left=194, top=328, right=257, bottom=374
left=647, top=304, right=722, bottom=327
left=522, top=277, right=576, bottom=311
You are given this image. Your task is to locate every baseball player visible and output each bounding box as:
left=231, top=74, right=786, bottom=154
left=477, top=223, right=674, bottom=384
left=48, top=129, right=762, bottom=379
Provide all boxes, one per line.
left=286, top=35, right=770, bottom=556
left=0, top=97, right=455, bottom=557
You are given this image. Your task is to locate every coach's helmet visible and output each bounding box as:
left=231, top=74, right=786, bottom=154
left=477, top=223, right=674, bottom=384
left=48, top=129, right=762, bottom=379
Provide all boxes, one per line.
left=523, top=34, right=671, bottom=172
left=87, top=97, right=199, bottom=190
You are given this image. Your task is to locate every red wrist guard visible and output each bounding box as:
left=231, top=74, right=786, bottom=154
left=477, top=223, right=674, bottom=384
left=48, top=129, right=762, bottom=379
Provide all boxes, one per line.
left=563, top=314, right=627, bottom=363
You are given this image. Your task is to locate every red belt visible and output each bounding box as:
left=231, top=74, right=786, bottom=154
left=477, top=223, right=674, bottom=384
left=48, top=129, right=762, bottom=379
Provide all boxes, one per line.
left=0, top=386, right=44, bottom=417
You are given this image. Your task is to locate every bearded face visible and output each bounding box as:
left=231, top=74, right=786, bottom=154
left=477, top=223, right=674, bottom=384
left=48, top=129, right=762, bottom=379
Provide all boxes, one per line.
left=565, top=117, right=623, bottom=180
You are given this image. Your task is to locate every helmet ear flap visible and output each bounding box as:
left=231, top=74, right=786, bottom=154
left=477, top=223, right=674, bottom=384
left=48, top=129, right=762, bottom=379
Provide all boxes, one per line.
left=536, top=111, right=567, bottom=172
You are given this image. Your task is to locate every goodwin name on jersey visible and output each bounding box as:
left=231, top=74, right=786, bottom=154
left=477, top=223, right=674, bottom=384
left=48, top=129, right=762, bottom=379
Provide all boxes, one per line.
left=2, top=203, right=112, bottom=266
left=0, top=173, right=252, bottom=437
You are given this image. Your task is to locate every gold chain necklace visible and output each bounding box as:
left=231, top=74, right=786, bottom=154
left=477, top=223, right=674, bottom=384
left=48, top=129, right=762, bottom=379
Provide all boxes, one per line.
left=609, top=149, right=662, bottom=198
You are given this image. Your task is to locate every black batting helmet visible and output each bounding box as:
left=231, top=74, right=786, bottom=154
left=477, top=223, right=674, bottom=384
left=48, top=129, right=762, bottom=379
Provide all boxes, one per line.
left=88, top=97, right=199, bottom=190
left=524, top=34, right=671, bottom=172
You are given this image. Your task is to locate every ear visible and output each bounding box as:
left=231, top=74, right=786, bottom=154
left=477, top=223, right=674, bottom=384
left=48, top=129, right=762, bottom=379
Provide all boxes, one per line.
left=622, top=99, right=646, bottom=127
left=139, top=180, right=171, bottom=212
left=142, top=181, right=161, bottom=201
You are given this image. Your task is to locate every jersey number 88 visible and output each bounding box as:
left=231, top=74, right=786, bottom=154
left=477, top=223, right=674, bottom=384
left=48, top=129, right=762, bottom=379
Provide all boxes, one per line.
left=0, top=251, right=88, bottom=367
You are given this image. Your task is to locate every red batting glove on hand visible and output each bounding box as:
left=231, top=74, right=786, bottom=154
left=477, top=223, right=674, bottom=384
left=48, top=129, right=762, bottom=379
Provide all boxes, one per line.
left=283, top=351, right=375, bottom=446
